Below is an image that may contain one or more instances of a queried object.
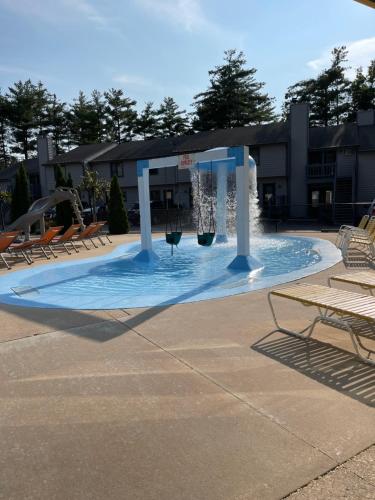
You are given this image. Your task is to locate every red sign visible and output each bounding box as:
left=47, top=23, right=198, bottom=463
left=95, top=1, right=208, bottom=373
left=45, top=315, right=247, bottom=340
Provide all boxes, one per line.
left=178, top=153, right=195, bottom=169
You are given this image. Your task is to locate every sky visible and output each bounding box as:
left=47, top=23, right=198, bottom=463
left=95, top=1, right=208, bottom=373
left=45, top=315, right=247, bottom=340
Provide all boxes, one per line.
left=0, top=0, right=374, bottom=115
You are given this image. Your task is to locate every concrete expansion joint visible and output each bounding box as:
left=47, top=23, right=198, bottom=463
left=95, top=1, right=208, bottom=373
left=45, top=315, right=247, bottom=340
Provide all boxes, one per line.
left=283, top=442, right=375, bottom=498
left=114, top=316, right=338, bottom=468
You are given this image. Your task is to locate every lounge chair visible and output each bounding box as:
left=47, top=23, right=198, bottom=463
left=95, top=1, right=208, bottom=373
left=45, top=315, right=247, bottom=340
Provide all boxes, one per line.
left=338, top=217, right=375, bottom=250
left=50, top=224, right=81, bottom=254
left=268, top=283, right=375, bottom=365
left=329, top=270, right=375, bottom=296
left=72, top=223, right=100, bottom=250
left=96, top=220, right=112, bottom=244
left=10, top=226, right=63, bottom=262
left=0, top=233, right=22, bottom=269
left=341, top=221, right=375, bottom=261
left=335, top=214, right=370, bottom=247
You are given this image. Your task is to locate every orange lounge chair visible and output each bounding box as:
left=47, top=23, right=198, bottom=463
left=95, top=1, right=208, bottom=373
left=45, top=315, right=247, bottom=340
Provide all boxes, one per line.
left=0, top=233, right=21, bottom=269
left=51, top=224, right=81, bottom=254
left=73, top=223, right=104, bottom=250
left=10, top=226, right=63, bottom=262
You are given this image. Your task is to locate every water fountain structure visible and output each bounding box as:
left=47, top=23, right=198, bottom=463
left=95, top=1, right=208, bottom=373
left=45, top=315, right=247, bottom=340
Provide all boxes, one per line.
left=134, top=145, right=262, bottom=272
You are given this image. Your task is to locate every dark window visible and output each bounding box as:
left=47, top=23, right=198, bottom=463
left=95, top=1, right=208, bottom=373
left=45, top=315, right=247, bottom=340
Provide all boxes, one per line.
left=308, top=150, right=336, bottom=164
left=262, top=183, right=275, bottom=207
left=149, top=168, right=158, bottom=176
left=110, top=163, right=124, bottom=177
left=249, top=146, right=260, bottom=165
left=308, top=151, right=323, bottom=164
left=324, top=150, right=336, bottom=163
left=150, top=190, right=160, bottom=201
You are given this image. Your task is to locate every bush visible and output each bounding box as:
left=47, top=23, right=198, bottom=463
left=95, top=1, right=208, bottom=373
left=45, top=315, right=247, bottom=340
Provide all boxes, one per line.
left=108, top=176, right=129, bottom=234
left=11, top=164, right=31, bottom=222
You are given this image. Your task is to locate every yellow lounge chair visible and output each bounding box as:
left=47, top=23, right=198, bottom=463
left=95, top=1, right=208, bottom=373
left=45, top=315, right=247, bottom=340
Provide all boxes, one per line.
left=268, top=283, right=375, bottom=365
left=335, top=214, right=370, bottom=247
left=329, top=270, right=375, bottom=296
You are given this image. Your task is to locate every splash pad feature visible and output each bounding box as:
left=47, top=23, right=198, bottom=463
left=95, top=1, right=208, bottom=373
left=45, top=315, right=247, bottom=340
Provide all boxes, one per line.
left=134, top=146, right=262, bottom=272
left=0, top=235, right=342, bottom=309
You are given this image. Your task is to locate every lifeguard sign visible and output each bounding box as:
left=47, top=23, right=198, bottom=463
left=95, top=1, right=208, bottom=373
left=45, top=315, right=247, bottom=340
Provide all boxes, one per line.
left=178, top=153, right=195, bottom=169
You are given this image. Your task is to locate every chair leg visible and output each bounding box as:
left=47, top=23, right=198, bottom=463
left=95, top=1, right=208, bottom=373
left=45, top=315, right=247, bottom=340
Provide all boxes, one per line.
left=90, top=237, right=98, bottom=248
left=0, top=253, right=11, bottom=269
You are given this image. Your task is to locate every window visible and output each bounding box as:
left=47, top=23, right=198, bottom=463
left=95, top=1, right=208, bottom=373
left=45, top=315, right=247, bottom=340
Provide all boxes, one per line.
left=308, top=150, right=336, bottom=164
left=149, top=168, right=158, bottom=176
left=262, top=183, right=275, bottom=206
left=324, top=150, right=336, bottom=164
left=150, top=190, right=160, bottom=201
left=308, top=151, right=322, bottom=165
left=311, top=190, right=320, bottom=208
left=249, top=146, right=260, bottom=165
left=110, top=163, right=124, bottom=177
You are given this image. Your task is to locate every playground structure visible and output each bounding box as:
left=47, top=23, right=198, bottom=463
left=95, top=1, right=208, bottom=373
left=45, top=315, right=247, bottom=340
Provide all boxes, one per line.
left=7, top=187, right=84, bottom=240
left=134, top=146, right=262, bottom=272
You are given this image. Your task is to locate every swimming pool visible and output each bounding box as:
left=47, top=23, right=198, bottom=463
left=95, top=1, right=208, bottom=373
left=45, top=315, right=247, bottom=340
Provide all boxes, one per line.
left=0, top=235, right=341, bottom=309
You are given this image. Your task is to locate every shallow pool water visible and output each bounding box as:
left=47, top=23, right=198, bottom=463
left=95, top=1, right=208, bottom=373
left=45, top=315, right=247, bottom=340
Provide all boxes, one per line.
left=0, top=235, right=341, bottom=309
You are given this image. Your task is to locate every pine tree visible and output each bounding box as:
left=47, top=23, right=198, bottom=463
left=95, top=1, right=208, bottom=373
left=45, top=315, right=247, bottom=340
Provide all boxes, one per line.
left=6, top=80, right=49, bottom=159
left=283, top=46, right=351, bottom=126
left=46, top=94, right=68, bottom=154
left=11, top=164, right=31, bottom=221
left=0, top=92, right=10, bottom=169
left=91, top=90, right=107, bottom=142
left=157, top=97, right=189, bottom=137
left=349, top=60, right=375, bottom=121
left=108, top=175, right=129, bottom=234
left=193, top=49, right=276, bottom=130
left=135, top=102, right=160, bottom=139
left=67, top=91, right=98, bottom=145
left=104, top=88, right=137, bottom=142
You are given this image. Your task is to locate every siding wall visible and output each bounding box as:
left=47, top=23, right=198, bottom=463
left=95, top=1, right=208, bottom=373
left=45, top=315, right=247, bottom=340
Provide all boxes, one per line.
left=336, top=148, right=355, bottom=178
left=357, top=152, right=375, bottom=202
left=257, top=144, right=287, bottom=177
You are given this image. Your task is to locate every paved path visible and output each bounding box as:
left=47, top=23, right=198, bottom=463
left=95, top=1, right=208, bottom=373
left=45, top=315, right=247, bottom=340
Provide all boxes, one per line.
left=0, top=232, right=374, bottom=499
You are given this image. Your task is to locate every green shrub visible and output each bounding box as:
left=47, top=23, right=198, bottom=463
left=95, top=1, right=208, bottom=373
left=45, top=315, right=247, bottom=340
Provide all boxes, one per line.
left=108, top=175, right=129, bottom=234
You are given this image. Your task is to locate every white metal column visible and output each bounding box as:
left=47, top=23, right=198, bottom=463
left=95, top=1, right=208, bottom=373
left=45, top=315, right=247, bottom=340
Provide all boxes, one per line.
left=134, top=166, right=159, bottom=263
left=228, top=147, right=262, bottom=272
left=215, top=162, right=228, bottom=243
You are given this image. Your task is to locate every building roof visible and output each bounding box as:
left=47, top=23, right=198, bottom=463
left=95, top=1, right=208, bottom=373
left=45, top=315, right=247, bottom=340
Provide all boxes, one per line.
left=309, top=123, right=359, bottom=149
left=44, top=120, right=375, bottom=168
left=0, top=158, right=39, bottom=182
left=309, top=123, right=375, bottom=151
left=44, top=143, right=116, bottom=166
left=93, top=122, right=289, bottom=163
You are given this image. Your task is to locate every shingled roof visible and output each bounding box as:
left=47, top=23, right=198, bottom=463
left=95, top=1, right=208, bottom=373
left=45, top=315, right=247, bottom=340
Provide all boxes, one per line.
left=309, top=123, right=359, bottom=149
left=45, top=143, right=116, bottom=165
left=92, top=122, right=289, bottom=163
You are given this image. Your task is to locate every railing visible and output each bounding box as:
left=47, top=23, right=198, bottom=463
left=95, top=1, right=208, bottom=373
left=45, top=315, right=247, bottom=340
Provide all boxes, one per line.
left=307, top=163, right=336, bottom=177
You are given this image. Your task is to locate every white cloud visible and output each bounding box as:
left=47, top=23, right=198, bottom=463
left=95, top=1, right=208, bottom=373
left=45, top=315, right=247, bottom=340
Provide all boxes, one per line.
left=113, top=74, right=152, bottom=87
left=135, top=0, right=209, bottom=32
left=133, top=0, right=244, bottom=44
left=0, top=64, right=47, bottom=81
left=307, top=37, right=375, bottom=78
left=0, top=0, right=110, bottom=30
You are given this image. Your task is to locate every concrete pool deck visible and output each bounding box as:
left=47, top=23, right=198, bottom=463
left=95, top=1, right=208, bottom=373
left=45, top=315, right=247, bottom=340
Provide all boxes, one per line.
left=0, top=231, right=374, bottom=499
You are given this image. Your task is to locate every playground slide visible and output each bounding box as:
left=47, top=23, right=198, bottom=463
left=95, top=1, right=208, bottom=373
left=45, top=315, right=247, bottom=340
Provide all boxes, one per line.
left=7, top=187, right=84, bottom=238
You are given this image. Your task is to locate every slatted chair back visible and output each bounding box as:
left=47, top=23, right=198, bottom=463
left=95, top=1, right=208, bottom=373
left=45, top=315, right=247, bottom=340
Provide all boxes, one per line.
left=55, top=224, right=81, bottom=243
left=0, top=234, right=19, bottom=252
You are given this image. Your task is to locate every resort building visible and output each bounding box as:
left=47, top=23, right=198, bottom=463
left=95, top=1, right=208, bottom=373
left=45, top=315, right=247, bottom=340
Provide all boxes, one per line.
left=5, top=103, right=375, bottom=224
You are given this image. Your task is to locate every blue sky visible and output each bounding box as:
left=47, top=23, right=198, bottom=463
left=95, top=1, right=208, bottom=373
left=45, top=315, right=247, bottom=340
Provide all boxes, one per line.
left=0, top=0, right=374, bottom=114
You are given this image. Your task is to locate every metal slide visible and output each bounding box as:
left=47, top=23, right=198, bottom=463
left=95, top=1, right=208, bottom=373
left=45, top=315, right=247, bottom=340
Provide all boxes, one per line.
left=7, top=187, right=85, bottom=239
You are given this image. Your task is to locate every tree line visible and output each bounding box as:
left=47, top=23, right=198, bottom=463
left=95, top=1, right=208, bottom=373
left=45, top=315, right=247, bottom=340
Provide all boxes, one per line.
left=0, top=48, right=374, bottom=168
